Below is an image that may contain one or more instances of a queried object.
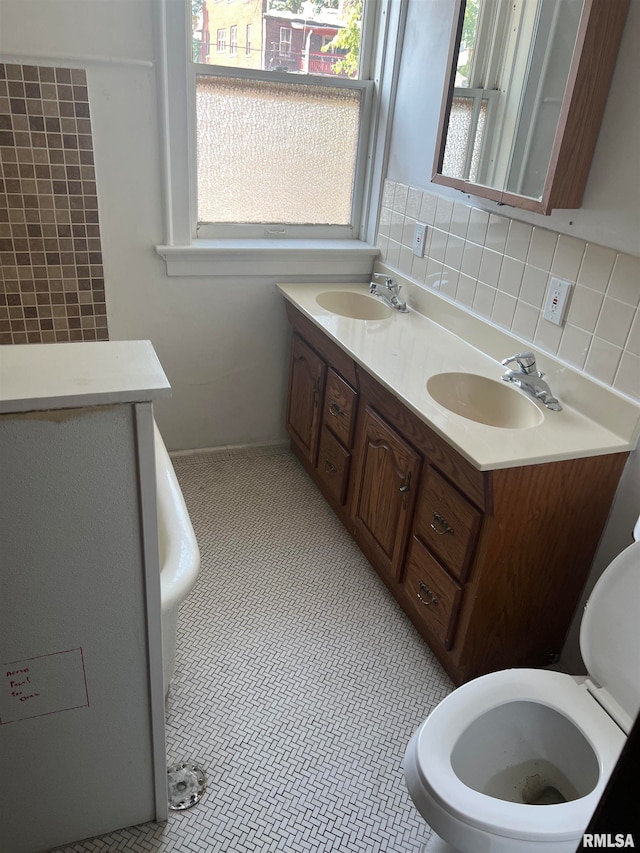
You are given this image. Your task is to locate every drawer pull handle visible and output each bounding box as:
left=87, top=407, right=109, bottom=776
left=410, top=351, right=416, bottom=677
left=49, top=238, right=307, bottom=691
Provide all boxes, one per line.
left=324, top=459, right=337, bottom=474
left=431, top=512, right=454, bottom=536
left=417, top=582, right=438, bottom=607
left=328, top=402, right=343, bottom=417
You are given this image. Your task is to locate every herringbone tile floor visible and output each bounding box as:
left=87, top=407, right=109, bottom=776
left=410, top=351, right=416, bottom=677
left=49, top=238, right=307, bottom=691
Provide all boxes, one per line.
left=54, top=445, right=452, bottom=852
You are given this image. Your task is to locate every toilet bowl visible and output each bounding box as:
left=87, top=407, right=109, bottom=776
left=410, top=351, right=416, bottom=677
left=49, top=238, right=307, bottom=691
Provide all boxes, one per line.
left=404, top=527, right=640, bottom=853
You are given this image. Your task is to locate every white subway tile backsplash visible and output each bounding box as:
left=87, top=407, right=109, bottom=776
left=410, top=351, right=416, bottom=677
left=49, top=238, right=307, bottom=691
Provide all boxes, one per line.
left=497, top=256, right=525, bottom=298
left=528, top=227, right=558, bottom=271
left=381, top=180, right=395, bottom=209
left=398, top=245, right=414, bottom=276
left=626, top=310, right=640, bottom=356
left=466, top=207, right=489, bottom=245
left=585, top=337, right=622, bottom=385
left=534, top=316, right=563, bottom=355
left=429, top=228, right=448, bottom=263
left=450, top=201, right=471, bottom=238
left=390, top=210, right=404, bottom=243
left=512, top=301, right=540, bottom=341
left=385, top=239, right=401, bottom=268
left=492, top=291, right=518, bottom=330
left=411, top=253, right=428, bottom=282
left=402, top=216, right=417, bottom=247
left=485, top=213, right=510, bottom=253
left=461, top=240, right=483, bottom=278
left=551, top=234, right=587, bottom=282
left=435, top=196, right=454, bottom=230
left=608, top=253, right=640, bottom=307
left=456, top=273, right=477, bottom=307
left=440, top=265, right=459, bottom=300
left=520, top=264, right=549, bottom=309
left=478, top=247, right=503, bottom=286
left=419, top=192, right=438, bottom=225
left=378, top=206, right=392, bottom=237
left=376, top=182, right=640, bottom=401
left=567, top=285, right=604, bottom=333
left=444, top=234, right=465, bottom=270
left=595, top=297, right=635, bottom=347
left=473, top=282, right=496, bottom=318
left=577, top=243, right=617, bottom=293
left=406, top=187, right=423, bottom=220
left=614, top=351, right=640, bottom=399
left=558, top=324, right=592, bottom=369
left=392, top=183, right=409, bottom=213
left=505, top=220, right=533, bottom=262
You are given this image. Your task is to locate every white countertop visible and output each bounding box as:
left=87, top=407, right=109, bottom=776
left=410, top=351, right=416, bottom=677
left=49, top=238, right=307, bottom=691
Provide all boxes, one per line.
left=277, top=280, right=640, bottom=471
left=0, top=340, right=171, bottom=414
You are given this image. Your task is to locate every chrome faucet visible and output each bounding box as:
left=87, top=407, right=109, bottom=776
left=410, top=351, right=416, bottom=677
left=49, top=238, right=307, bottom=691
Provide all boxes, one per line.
left=501, top=351, right=562, bottom=411
left=369, top=273, right=408, bottom=312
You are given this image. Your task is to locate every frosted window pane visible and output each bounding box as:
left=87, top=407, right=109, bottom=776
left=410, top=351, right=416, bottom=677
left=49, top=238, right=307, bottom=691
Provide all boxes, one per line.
left=443, top=97, right=473, bottom=180
left=443, top=96, right=487, bottom=182
left=196, top=76, right=361, bottom=225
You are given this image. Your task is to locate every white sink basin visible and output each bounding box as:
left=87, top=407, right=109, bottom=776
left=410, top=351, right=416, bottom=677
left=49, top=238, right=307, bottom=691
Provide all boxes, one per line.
left=427, top=372, right=544, bottom=429
left=315, top=290, right=393, bottom=320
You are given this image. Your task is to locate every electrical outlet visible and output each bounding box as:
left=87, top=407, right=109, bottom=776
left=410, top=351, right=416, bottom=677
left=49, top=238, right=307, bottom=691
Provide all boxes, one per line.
left=412, top=222, right=427, bottom=257
left=543, top=277, right=572, bottom=326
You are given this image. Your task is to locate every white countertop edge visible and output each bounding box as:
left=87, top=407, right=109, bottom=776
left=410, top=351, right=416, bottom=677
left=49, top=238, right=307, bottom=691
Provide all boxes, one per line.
left=277, top=282, right=640, bottom=471
left=0, top=340, right=171, bottom=415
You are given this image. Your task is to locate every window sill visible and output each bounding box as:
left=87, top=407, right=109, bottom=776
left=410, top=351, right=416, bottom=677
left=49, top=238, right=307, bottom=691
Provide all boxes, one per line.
left=155, top=239, right=380, bottom=277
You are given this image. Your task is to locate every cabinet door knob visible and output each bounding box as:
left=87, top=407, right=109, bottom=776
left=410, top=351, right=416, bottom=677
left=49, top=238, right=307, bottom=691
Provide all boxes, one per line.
left=417, top=582, right=438, bottom=606
left=328, top=402, right=343, bottom=417
left=431, top=512, right=453, bottom=536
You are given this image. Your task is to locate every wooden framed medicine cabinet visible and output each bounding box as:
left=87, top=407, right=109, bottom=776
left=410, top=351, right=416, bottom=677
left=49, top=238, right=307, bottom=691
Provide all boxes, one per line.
left=432, top=0, right=630, bottom=214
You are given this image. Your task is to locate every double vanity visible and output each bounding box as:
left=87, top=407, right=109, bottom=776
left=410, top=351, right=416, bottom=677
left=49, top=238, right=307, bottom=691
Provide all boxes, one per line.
left=277, top=274, right=639, bottom=686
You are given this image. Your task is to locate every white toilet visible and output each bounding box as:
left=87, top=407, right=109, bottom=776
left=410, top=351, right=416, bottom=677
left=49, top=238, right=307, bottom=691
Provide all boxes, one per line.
left=404, top=519, right=640, bottom=853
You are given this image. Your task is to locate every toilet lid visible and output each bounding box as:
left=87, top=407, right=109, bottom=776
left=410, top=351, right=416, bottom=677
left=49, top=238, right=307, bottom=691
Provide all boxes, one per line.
left=580, top=539, right=640, bottom=729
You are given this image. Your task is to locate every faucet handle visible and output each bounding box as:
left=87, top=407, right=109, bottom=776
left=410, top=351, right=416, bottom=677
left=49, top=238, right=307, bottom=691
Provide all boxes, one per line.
left=501, top=351, right=537, bottom=375
left=372, top=272, right=396, bottom=290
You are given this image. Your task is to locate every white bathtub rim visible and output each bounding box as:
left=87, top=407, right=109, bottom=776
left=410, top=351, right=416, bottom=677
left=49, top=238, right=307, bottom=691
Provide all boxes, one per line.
left=154, top=423, right=201, bottom=615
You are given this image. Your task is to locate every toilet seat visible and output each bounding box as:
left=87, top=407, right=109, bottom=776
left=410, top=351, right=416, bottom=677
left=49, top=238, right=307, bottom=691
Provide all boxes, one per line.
left=411, top=668, right=626, bottom=844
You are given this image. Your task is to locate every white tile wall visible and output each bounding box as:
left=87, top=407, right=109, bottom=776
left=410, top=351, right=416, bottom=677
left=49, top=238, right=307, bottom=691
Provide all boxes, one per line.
left=377, top=181, right=640, bottom=402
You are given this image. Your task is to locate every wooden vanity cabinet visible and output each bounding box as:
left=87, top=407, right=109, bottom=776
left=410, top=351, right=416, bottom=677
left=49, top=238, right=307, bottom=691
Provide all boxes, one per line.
left=284, top=303, right=359, bottom=527
left=350, top=406, right=421, bottom=585
left=283, top=303, right=629, bottom=685
left=286, top=334, right=326, bottom=467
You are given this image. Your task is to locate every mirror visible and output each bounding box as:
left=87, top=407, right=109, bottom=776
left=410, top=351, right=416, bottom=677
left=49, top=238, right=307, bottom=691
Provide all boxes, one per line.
left=432, top=0, right=630, bottom=214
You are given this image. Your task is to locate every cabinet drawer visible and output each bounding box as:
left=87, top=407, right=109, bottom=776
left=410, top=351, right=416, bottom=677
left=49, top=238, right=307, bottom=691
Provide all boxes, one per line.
left=317, top=426, right=350, bottom=506
left=323, top=368, right=357, bottom=447
left=414, top=466, right=482, bottom=583
left=404, top=537, right=463, bottom=651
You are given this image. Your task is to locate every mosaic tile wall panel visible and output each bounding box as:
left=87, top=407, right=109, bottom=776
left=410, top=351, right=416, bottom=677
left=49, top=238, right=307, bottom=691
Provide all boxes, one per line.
left=0, top=62, right=108, bottom=344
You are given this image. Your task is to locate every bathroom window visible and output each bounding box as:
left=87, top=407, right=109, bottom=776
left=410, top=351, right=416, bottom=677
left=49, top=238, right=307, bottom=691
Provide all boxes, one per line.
left=187, top=0, right=377, bottom=239
left=158, top=0, right=400, bottom=261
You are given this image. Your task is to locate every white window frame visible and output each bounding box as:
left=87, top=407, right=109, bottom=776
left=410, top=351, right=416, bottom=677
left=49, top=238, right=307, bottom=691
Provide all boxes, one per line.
left=279, top=27, right=292, bottom=58
left=154, top=0, right=407, bottom=276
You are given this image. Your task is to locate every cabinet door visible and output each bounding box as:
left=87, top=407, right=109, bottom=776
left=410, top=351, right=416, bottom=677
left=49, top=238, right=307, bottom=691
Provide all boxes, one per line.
left=286, top=335, right=326, bottom=466
left=352, top=406, right=421, bottom=583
